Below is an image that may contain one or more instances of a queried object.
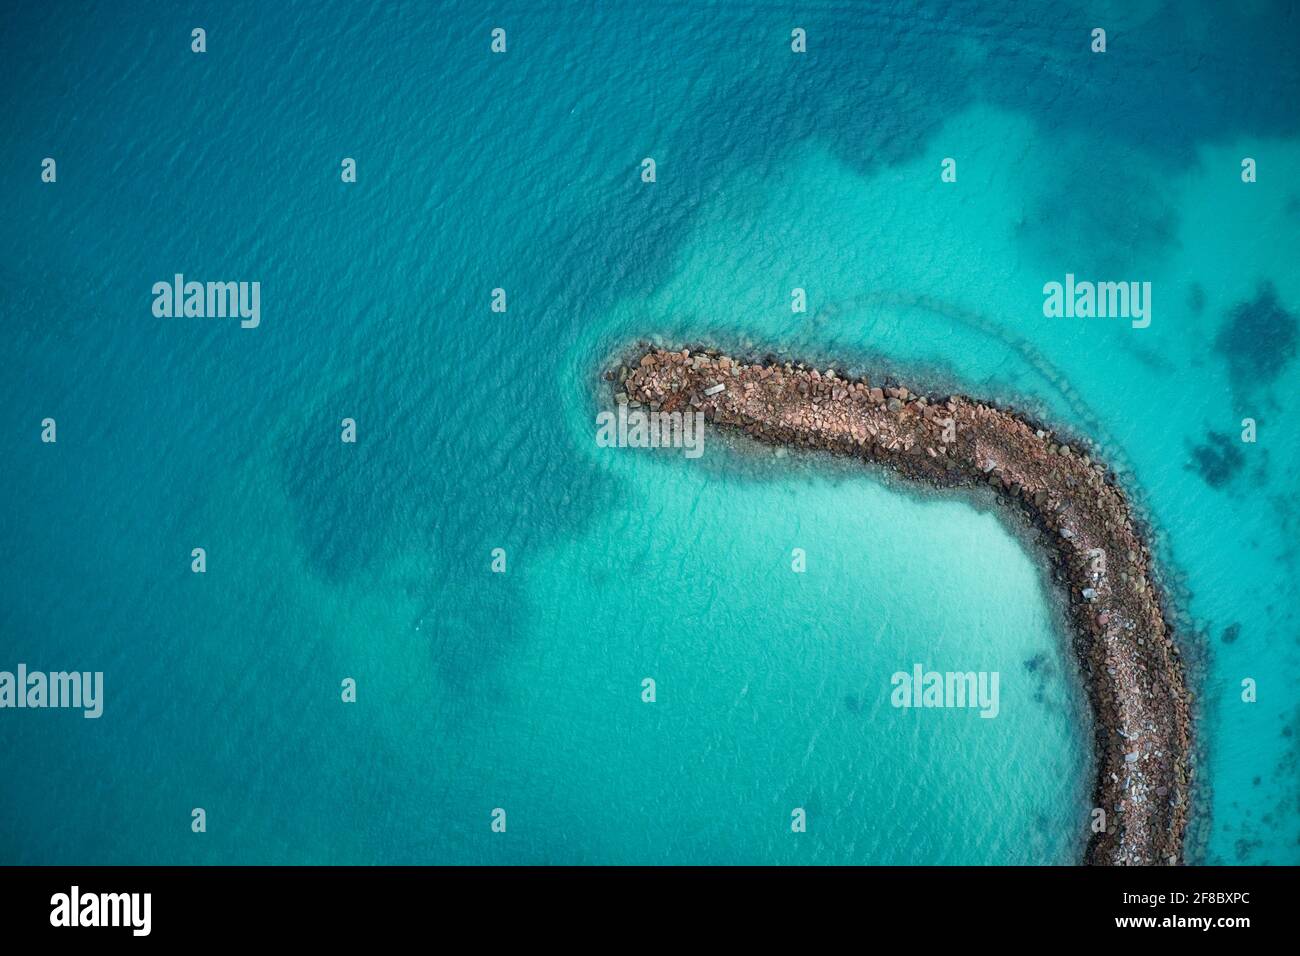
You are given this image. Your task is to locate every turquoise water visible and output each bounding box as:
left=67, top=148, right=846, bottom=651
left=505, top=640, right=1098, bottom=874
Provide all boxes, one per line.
left=1, top=1, right=1296, bottom=864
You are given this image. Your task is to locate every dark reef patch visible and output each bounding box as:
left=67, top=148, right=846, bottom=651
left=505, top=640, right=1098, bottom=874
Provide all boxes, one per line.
left=1017, top=156, right=1180, bottom=277
left=1235, top=837, right=1264, bottom=862
left=1185, top=430, right=1245, bottom=488
left=1214, top=282, right=1298, bottom=408
left=1221, top=623, right=1241, bottom=645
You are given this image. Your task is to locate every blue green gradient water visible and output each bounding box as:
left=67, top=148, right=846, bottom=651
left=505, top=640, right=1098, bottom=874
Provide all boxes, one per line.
left=1, top=1, right=1296, bottom=864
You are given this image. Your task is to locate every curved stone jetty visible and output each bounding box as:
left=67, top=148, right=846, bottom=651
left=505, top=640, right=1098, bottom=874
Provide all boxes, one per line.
left=616, top=345, right=1191, bottom=866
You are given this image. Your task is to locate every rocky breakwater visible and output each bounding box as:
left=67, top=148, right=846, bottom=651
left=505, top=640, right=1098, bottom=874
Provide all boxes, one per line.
left=616, top=346, right=1191, bottom=866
